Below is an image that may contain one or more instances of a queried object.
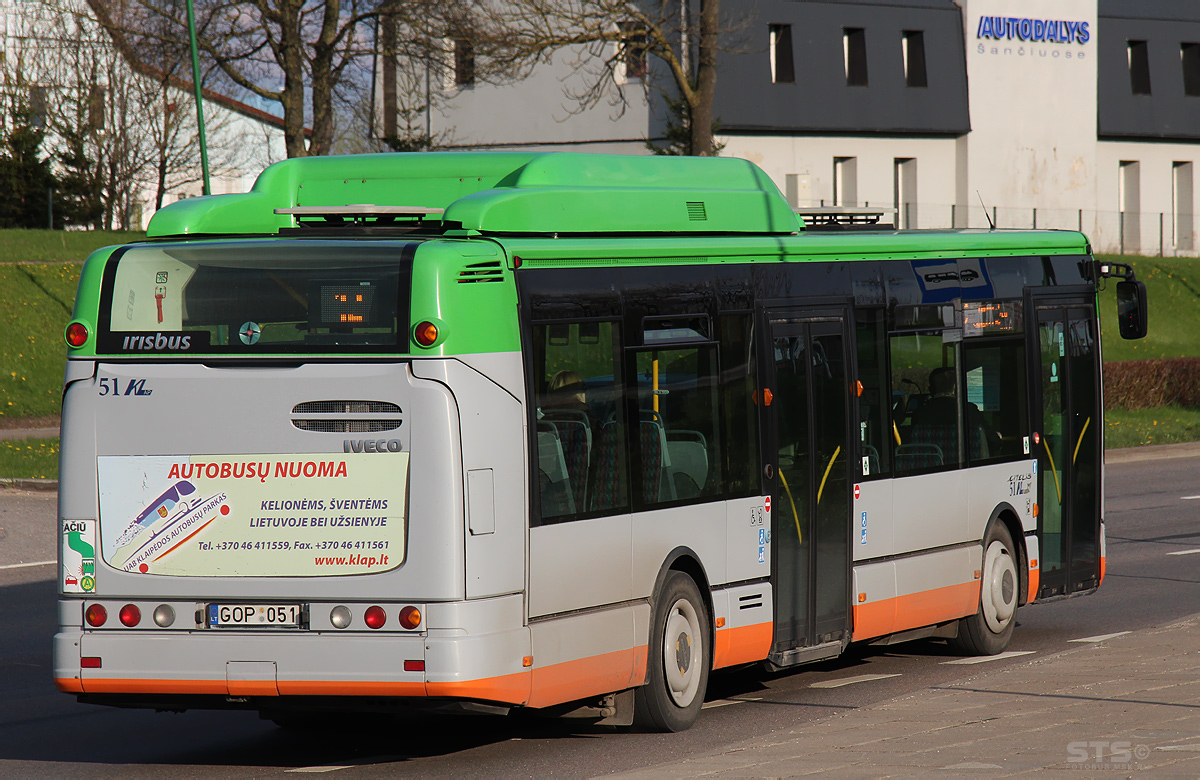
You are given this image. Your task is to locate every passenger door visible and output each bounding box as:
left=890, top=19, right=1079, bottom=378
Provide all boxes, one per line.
left=1030, top=299, right=1101, bottom=597
left=761, top=308, right=853, bottom=665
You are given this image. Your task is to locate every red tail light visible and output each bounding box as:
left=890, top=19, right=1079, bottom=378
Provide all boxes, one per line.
left=119, top=604, right=142, bottom=627
left=85, top=604, right=108, bottom=627
left=65, top=321, right=89, bottom=348
left=398, top=605, right=422, bottom=630
left=364, top=605, right=387, bottom=629
left=413, top=321, right=439, bottom=347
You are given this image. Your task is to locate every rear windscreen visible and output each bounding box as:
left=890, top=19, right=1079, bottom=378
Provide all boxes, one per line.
left=98, top=240, right=414, bottom=355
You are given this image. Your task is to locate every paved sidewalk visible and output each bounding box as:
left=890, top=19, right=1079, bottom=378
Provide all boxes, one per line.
left=614, top=615, right=1200, bottom=778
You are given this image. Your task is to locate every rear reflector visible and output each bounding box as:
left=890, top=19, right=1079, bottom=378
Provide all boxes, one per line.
left=81, top=657, right=102, bottom=669
left=403, top=660, right=424, bottom=672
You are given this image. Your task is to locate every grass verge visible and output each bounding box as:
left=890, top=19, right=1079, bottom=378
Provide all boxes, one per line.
left=1104, top=405, right=1200, bottom=449
left=0, top=229, right=143, bottom=264
left=0, top=438, right=59, bottom=479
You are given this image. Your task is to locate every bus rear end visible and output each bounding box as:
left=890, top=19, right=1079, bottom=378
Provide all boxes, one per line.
left=54, top=236, right=532, bottom=716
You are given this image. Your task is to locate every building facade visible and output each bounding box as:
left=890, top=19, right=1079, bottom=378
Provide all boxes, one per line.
left=404, top=0, right=1200, bottom=255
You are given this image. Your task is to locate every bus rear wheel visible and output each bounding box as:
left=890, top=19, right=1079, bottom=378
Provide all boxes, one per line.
left=953, top=522, right=1018, bottom=656
left=634, top=571, right=711, bottom=732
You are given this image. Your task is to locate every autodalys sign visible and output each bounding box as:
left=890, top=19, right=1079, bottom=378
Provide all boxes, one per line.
left=84, top=452, right=408, bottom=581
left=976, top=16, right=1090, bottom=45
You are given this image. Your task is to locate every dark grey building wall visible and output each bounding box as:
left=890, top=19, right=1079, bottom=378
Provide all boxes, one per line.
left=1098, top=0, right=1200, bottom=140
left=713, top=0, right=969, bottom=135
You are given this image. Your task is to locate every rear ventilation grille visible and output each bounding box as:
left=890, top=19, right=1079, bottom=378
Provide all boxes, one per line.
left=458, top=260, right=504, bottom=283
left=686, top=201, right=708, bottom=221
left=738, top=593, right=764, bottom=610
left=291, top=400, right=402, bottom=433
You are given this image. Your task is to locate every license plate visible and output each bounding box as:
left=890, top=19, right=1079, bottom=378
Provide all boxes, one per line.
left=208, top=603, right=302, bottom=628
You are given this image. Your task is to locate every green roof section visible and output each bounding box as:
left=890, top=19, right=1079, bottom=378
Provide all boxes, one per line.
left=146, top=152, right=802, bottom=237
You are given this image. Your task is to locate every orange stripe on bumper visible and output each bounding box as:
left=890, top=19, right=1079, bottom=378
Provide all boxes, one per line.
left=527, top=647, right=640, bottom=709
left=713, top=622, right=772, bottom=669
left=55, top=677, right=84, bottom=694
left=852, top=581, right=980, bottom=642
left=1027, top=563, right=1040, bottom=603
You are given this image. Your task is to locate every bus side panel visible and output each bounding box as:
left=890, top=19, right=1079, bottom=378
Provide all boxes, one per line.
left=851, top=561, right=897, bottom=640
left=713, top=582, right=774, bottom=669
left=964, top=460, right=1038, bottom=542
left=888, top=547, right=980, bottom=636
left=631, top=502, right=727, bottom=602
left=528, top=517, right=632, bottom=617
left=413, top=357, right=526, bottom=600
left=527, top=605, right=641, bottom=708
left=851, top=480, right=894, bottom=562
left=890, top=473, right=968, bottom=556
left=724, top=496, right=773, bottom=584
left=59, top=363, right=99, bottom=547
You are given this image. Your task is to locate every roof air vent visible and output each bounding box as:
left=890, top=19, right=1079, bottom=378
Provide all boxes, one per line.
left=458, top=260, right=504, bottom=283
left=686, top=201, right=708, bottom=221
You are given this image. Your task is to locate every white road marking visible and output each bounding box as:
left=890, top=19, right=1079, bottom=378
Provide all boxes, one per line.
left=701, top=696, right=762, bottom=709
left=1181, top=496, right=1200, bottom=500
left=1167, top=549, right=1200, bottom=556
left=1157, top=744, right=1200, bottom=752
left=0, top=560, right=55, bottom=571
left=286, top=767, right=353, bottom=774
left=1069, top=631, right=1131, bottom=643
left=809, top=673, right=900, bottom=688
left=942, top=650, right=1035, bottom=665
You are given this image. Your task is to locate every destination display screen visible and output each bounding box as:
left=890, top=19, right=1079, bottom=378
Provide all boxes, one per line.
left=962, top=300, right=1022, bottom=336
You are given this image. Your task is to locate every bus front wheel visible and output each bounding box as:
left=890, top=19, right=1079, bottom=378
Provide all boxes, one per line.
left=953, top=522, right=1018, bottom=656
left=634, top=571, right=711, bottom=732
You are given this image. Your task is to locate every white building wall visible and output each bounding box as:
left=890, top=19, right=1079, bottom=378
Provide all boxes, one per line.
left=436, top=47, right=651, bottom=152
left=720, top=136, right=959, bottom=229
left=958, top=0, right=1099, bottom=228
left=1097, top=141, right=1200, bottom=256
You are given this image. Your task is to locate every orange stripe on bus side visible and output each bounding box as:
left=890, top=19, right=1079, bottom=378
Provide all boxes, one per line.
left=1099, top=555, right=1106, bottom=586
left=1027, top=563, right=1040, bottom=603
left=426, top=671, right=532, bottom=705
left=227, top=679, right=279, bottom=697
left=852, top=580, right=980, bottom=642
left=277, top=680, right=427, bottom=697
left=81, top=677, right=228, bottom=695
left=55, top=677, right=84, bottom=694
left=527, top=647, right=641, bottom=709
left=713, top=622, right=773, bottom=669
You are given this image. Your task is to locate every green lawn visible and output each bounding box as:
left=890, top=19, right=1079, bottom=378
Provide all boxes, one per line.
left=1105, top=405, right=1200, bottom=449
left=0, top=262, right=81, bottom=420
left=1097, top=255, right=1200, bottom=361
left=0, top=437, right=59, bottom=479
left=0, top=229, right=142, bottom=264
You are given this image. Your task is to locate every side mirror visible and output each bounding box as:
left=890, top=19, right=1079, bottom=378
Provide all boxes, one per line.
left=1116, top=280, right=1148, bottom=340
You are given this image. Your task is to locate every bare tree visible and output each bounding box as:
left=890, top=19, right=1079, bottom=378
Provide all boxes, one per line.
left=85, top=0, right=449, bottom=158
left=478, top=0, right=724, bottom=156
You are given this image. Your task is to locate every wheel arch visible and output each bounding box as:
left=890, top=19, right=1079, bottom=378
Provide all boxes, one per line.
left=986, top=502, right=1028, bottom=605
left=649, top=547, right=715, bottom=665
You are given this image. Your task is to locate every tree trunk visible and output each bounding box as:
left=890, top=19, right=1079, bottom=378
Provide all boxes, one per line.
left=308, top=0, right=341, bottom=156
left=278, top=0, right=308, bottom=158
left=689, top=0, right=718, bottom=156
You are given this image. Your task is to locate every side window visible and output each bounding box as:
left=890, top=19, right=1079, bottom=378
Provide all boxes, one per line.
left=532, top=321, right=626, bottom=524
left=632, top=340, right=722, bottom=507
left=890, top=332, right=961, bottom=473
left=718, top=314, right=759, bottom=497
left=855, top=309, right=890, bottom=479
left=963, top=339, right=1028, bottom=464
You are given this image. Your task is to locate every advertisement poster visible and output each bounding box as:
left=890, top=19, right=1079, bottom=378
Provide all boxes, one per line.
left=97, top=453, right=408, bottom=577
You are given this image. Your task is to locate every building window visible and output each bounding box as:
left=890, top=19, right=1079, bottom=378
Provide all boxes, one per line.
left=1174, top=161, right=1194, bottom=251
left=453, top=36, right=475, bottom=86
left=902, top=30, right=927, bottom=87
left=894, top=158, right=917, bottom=229
left=844, top=28, right=868, bottom=86
left=1182, top=43, right=1200, bottom=97
left=620, top=21, right=648, bottom=80
left=770, top=24, right=794, bottom=84
left=1119, top=160, right=1141, bottom=251
left=29, top=85, right=47, bottom=129
left=833, top=156, right=857, bottom=207
left=87, top=85, right=106, bottom=131
left=1128, top=40, right=1151, bottom=95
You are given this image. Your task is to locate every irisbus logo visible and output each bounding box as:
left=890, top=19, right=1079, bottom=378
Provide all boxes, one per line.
left=120, top=332, right=193, bottom=351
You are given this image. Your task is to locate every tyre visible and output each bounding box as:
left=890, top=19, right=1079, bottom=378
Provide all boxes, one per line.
left=633, top=571, right=711, bottom=732
left=953, top=521, right=1019, bottom=655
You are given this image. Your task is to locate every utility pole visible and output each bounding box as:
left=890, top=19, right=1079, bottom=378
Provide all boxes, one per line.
left=185, top=0, right=211, bottom=195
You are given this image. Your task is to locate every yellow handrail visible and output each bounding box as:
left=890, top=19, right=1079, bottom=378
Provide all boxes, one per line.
left=778, top=470, right=802, bottom=544
left=1073, top=417, right=1091, bottom=464
left=817, top=446, right=841, bottom=505
left=1042, top=437, right=1063, bottom=504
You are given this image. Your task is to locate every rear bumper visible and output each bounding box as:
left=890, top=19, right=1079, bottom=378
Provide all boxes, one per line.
left=54, top=595, right=533, bottom=707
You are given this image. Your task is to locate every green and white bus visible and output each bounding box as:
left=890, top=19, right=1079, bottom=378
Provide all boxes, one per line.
left=54, top=152, right=1147, bottom=732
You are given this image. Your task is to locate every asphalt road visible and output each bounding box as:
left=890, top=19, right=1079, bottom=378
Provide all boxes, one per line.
left=0, top=452, right=1197, bottom=778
